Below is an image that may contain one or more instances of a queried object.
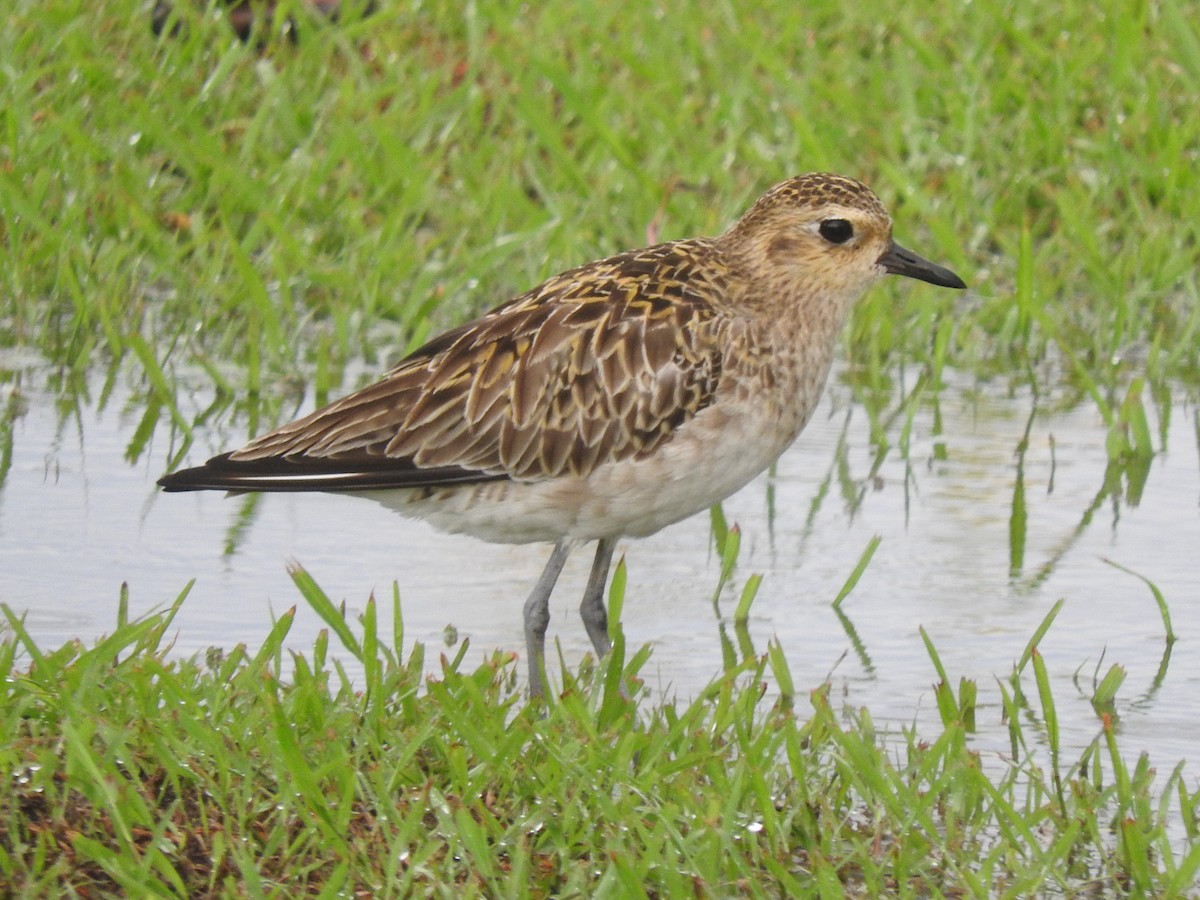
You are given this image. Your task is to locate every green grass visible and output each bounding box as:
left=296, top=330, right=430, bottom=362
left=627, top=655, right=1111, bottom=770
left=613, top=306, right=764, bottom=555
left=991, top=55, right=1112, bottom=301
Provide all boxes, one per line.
left=3, top=0, right=1198, bottom=426
left=3, top=0, right=1200, bottom=892
left=2, top=574, right=1199, bottom=896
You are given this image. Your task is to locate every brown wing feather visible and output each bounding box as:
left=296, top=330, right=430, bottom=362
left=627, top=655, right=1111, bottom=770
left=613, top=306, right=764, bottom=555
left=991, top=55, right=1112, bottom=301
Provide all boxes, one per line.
left=159, top=241, right=729, bottom=493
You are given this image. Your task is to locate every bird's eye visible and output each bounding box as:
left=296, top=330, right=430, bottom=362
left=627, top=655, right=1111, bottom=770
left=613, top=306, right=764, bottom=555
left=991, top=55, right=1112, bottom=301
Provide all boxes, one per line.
left=818, top=218, right=854, bottom=244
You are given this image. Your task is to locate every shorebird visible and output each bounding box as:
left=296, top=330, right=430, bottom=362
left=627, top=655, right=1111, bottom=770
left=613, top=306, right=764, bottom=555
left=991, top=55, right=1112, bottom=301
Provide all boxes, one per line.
left=159, top=173, right=966, bottom=697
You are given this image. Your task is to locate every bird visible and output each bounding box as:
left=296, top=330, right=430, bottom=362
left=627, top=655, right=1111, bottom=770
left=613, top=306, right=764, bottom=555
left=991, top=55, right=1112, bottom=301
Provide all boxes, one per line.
left=159, top=173, right=966, bottom=698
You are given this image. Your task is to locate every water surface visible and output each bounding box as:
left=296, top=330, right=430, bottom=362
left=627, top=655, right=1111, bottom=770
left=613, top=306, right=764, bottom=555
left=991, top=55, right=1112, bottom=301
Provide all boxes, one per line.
left=2, top=362, right=1197, bottom=770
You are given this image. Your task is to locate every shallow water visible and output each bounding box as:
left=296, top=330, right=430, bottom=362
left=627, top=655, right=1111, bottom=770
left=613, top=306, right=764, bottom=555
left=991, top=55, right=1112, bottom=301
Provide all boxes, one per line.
left=2, top=361, right=1198, bottom=774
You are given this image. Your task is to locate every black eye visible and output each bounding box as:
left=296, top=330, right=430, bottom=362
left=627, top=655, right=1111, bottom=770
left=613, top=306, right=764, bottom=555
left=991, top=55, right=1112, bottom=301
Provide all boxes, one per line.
left=818, top=218, right=854, bottom=244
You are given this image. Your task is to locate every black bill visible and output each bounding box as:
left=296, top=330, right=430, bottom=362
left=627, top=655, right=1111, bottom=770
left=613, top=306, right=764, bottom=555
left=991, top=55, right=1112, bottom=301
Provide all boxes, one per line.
left=878, top=241, right=966, bottom=289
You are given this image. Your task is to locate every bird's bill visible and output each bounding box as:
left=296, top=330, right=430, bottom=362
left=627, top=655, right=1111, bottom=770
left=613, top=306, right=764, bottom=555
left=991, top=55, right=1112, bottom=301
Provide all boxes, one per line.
left=878, top=241, right=966, bottom=289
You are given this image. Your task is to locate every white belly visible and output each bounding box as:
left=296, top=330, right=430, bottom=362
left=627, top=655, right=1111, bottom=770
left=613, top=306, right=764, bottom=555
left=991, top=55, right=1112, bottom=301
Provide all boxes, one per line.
left=353, top=395, right=813, bottom=544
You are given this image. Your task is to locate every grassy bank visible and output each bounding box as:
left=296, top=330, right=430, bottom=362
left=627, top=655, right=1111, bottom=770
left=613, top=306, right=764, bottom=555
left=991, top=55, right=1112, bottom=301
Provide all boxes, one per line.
left=3, top=0, right=1198, bottom=410
left=3, top=573, right=1198, bottom=895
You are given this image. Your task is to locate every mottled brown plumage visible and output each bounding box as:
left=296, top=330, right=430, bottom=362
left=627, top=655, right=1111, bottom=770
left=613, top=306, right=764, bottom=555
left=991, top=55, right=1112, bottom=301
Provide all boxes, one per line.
left=222, top=241, right=730, bottom=485
left=160, top=173, right=966, bottom=697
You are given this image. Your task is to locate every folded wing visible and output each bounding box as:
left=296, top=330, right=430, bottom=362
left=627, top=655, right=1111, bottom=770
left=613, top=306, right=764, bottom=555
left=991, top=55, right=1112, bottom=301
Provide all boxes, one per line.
left=158, top=243, right=727, bottom=493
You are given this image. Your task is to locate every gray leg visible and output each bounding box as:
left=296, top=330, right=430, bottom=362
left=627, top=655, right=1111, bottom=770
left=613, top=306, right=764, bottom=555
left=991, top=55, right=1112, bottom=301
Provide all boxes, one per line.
left=579, top=538, right=616, bottom=657
left=523, top=539, right=574, bottom=698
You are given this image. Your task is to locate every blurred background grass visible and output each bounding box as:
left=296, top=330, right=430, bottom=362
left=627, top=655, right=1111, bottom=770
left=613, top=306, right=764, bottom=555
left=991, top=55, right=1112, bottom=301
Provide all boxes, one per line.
left=1, top=0, right=1198, bottom=442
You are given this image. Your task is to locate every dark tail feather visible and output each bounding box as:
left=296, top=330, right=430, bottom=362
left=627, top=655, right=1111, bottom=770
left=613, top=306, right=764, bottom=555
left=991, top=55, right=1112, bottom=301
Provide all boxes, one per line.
left=157, top=453, right=505, bottom=493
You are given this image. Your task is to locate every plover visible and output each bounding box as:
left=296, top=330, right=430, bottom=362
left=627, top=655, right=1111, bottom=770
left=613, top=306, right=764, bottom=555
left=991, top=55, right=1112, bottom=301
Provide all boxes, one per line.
left=159, top=173, right=966, bottom=697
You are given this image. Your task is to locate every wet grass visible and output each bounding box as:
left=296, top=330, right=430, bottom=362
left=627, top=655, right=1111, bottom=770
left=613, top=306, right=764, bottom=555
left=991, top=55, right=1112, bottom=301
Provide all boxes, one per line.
left=3, top=0, right=1199, bottom=427
left=2, top=575, right=1199, bottom=896
left=3, top=0, right=1200, bottom=893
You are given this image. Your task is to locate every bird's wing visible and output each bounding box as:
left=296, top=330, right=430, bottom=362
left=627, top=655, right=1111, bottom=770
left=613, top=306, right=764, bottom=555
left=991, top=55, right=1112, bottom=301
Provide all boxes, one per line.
left=158, top=242, right=729, bottom=492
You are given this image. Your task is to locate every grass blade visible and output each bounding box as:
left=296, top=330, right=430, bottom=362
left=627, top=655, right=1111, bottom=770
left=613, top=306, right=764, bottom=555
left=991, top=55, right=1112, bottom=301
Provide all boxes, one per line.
left=832, top=535, right=881, bottom=610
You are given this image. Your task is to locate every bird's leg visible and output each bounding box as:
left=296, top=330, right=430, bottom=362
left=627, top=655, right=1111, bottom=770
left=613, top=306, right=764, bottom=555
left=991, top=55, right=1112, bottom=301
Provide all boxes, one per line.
left=579, top=537, right=616, bottom=657
left=523, top=539, right=574, bottom=698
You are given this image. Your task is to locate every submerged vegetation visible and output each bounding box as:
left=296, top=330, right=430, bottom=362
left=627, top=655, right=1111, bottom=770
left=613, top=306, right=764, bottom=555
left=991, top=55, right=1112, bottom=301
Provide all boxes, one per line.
left=2, top=0, right=1199, bottom=892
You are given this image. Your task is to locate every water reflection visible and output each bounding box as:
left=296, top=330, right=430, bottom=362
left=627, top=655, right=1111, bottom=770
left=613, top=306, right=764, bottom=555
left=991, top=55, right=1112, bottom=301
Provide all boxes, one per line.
left=1, top=358, right=1198, bottom=770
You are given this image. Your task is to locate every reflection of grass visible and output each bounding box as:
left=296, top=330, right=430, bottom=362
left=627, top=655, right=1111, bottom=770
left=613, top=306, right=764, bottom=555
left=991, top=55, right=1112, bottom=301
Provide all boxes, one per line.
left=3, top=579, right=1199, bottom=894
